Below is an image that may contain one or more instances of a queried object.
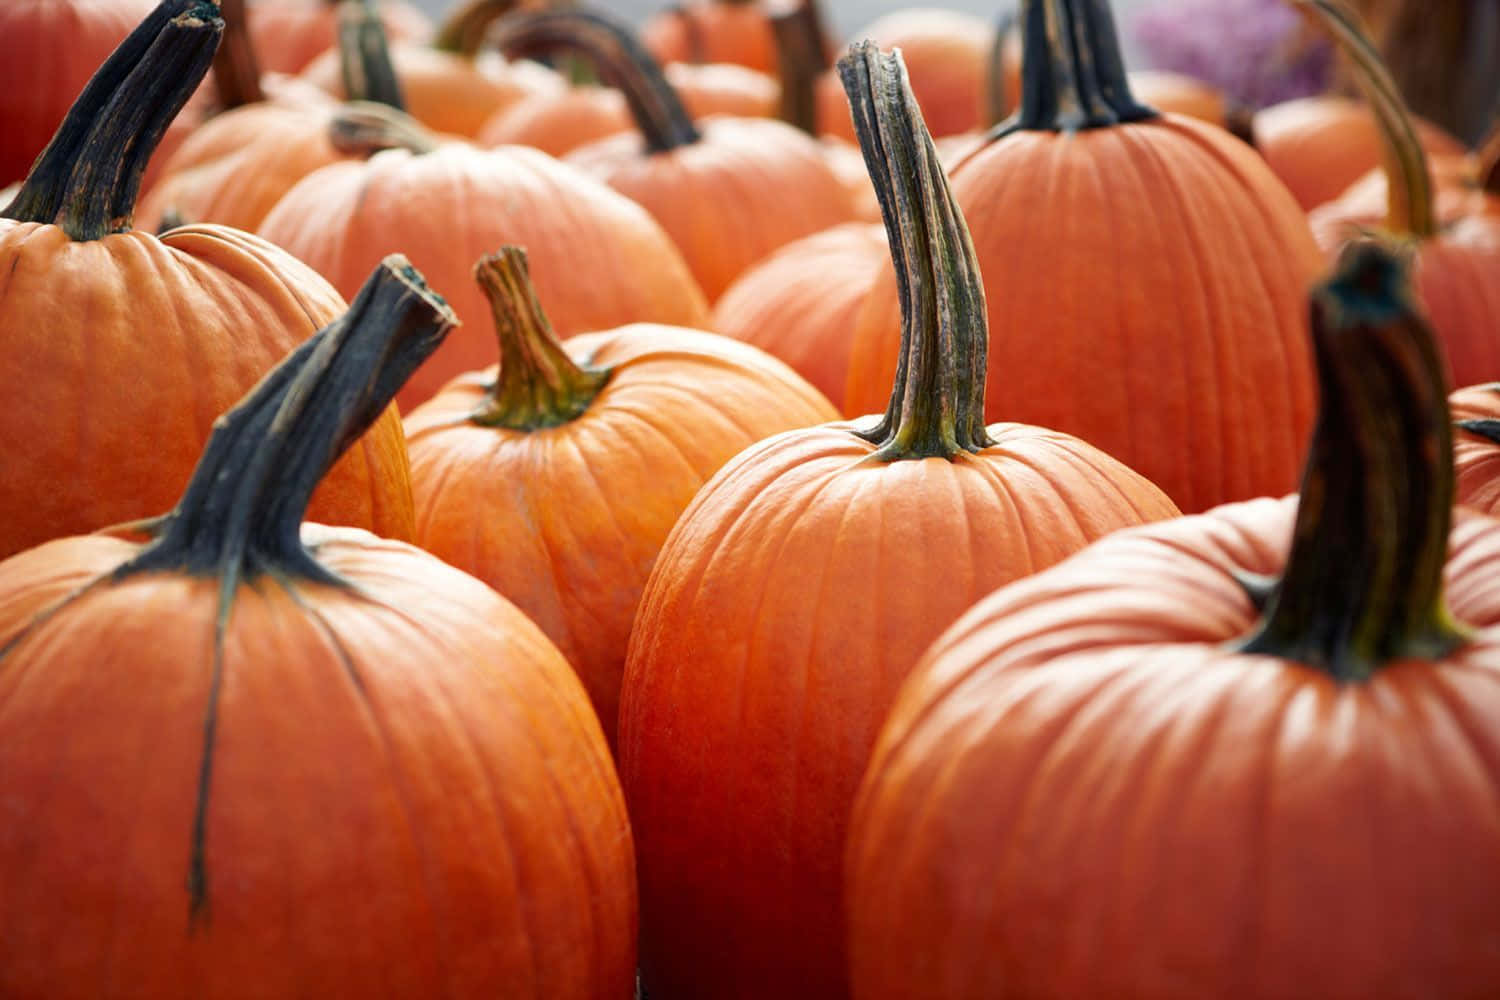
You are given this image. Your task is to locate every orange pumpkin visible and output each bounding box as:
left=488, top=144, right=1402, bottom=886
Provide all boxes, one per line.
left=0, top=257, right=637, bottom=998
left=0, top=0, right=157, bottom=186
left=1305, top=0, right=1500, bottom=389
left=618, top=44, right=1179, bottom=1000
left=711, top=222, right=887, bottom=412
left=0, top=0, right=413, bottom=560
left=641, top=0, right=775, bottom=74
left=1452, top=383, right=1500, bottom=515
left=246, top=0, right=429, bottom=75
left=256, top=128, right=710, bottom=410
left=847, top=239, right=1500, bottom=1000
left=490, top=10, right=853, bottom=302
left=845, top=0, right=1323, bottom=515
left=406, top=247, right=837, bottom=745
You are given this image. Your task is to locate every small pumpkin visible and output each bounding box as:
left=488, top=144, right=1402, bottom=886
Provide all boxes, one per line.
left=0, top=0, right=413, bottom=559
left=405, top=247, right=837, bottom=745
left=618, top=44, right=1179, bottom=1000
left=0, top=257, right=637, bottom=998
left=847, top=237, right=1500, bottom=1000
left=640, top=0, right=775, bottom=74
left=245, top=0, right=429, bottom=75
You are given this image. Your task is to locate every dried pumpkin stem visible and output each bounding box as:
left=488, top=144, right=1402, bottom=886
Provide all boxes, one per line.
left=338, top=0, right=405, bottom=109
left=469, top=247, right=612, bottom=430
left=490, top=8, right=700, bottom=153
left=432, top=0, right=519, bottom=54
left=327, top=101, right=441, bottom=155
left=1234, top=240, right=1468, bottom=680
left=842, top=42, right=992, bottom=460
left=212, top=0, right=264, bottom=107
left=992, top=0, right=1157, bottom=140
left=768, top=0, right=831, bottom=136
left=2, top=0, right=221, bottom=239
left=1294, top=0, right=1435, bottom=238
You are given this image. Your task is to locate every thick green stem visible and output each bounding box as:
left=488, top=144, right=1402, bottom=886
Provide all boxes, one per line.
left=469, top=247, right=612, bottom=431
left=490, top=8, right=699, bottom=153
left=212, top=0, right=263, bottom=107
left=1295, top=0, right=1435, bottom=238
left=992, top=0, right=1156, bottom=139
left=841, top=42, right=992, bottom=460
left=1, top=0, right=221, bottom=240
left=769, top=0, right=831, bottom=135
left=432, top=0, right=518, bottom=54
left=1234, top=240, right=1468, bottom=681
left=338, top=0, right=405, bottom=109
left=327, top=101, right=441, bottom=156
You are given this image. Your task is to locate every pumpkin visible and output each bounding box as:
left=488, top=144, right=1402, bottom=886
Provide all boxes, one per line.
left=711, top=222, right=888, bottom=413
left=246, top=0, right=429, bottom=75
left=847, top=236, right=1500, bottom=1000
left=1452, top=382, right=1500, bottom=516
left=298, top=0, right=562, bottom=138
left=641, top=0, right=775, bottom=74
left=0, top=257, right=638, bottom=998
left=256, top=111, right=709, bottom=410
left=0, top=0, right=157, bottom=186
left=405, top=247, right=837, bottom=746
left=492, top=9, right=853, bottom=302
left=618, top=44, right=1179, bottom=1000
left=845, top=0, right=1324, bottom=515
left=0, top=0, right=413, bottom=560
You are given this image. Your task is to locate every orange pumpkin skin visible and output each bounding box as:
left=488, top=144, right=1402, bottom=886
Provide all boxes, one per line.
left=1452, top=384, right=1500, bottom=514
left=846, top=116, right=1323, bottom=514
left=1252, top=96, right=1465, bottom=211
left=566, top=117, right=857, bottom=301
left=406, top=324, right=839, bottom=745
left=848, top=497, right=1500, bottom=1000
left=1128, top=70, right=1229, bottom=127
left=0, top=0, right=157, bottom=186
left=0, top=526, right=637, bottom=997
left=618, top=423, right=1180, bottom=1000
left=246, top=0, right=430, bottom=75
left=0, top=223, right=413, bottom=558
left=711, top=222, right=888, bottom=411
left=641, top=1, right=775, bottom=74
left=256, top=144, right=710, bottom=409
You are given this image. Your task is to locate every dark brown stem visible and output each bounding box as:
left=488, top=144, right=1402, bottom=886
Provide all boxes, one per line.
left=327, top=101, right=441, bottom=156
left=469, top=247, right=612, bottom=430
left=491, top=8, right=699, bottom=153
left=212, top=0, right=263, bottom=107
left=992, top=0, right=1157, bottom=140
left=1234, top=240, right=1468, bottom=680
left=1477, top=115, right=1500, bottom=197
left=842, top=42, right=992, bottom=460
left=432, top=0, right=518, bottom=55
left=338, top=0, right=405, bottom=109
left=982, top=10, right=1017, bottom=129
left=769, top=0, right=831, bottom=136
left=1296, top=0, right=1435, bottom=237
left=1, top=0, right=222, bottom=240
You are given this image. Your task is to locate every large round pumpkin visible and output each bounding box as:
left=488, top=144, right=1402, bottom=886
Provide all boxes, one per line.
left=847, top=239, right=1500, bottom=999
left=618, top=45, right=1179, bottom=1000
left=0, top=0, right=413, bottom=560
left=0, top=258, right=637, bottom=998
left=844, top=0, right=1324, bottom=515
left=405, top=247, right=838, bottom=746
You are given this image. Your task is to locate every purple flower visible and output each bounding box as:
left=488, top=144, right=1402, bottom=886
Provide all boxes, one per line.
left=1131, top=0, right=1334, bottom=108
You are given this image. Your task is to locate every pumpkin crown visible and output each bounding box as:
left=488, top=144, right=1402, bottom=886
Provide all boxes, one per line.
left=1, top=0, right=223, bottom=240
left=490, top=7, right=701, bottom=153
left=1234, top=240, right=1468, bottom=680
left=468, top=247, right=613, bottom=431
left=1298, top=0, right=1435, bottom=238
left=842, top=41, right=992, bottom=460
left=992, top=0, right=1157, bottom=141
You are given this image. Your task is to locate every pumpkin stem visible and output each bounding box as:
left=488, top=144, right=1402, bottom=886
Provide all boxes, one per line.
left=338, top=0, right=406, bottom=109
left=1, top=0, right=222, bottom=240
left=842, top=42, right=992, bottom=460
left=1294, top=0, right=1435, bottom=238
left=982, top=10, right=1018, bottom=129
left=469, top=247, right=613, bottom=430
left=1476, top=116, right=1500, bottom=197
left=768, top=0, right=831, bottom=136
left=490, top=8, right=700, bottom=153
left=327, top=101, right=442, bottom=155
left=432, top=0, right=518, bottom=54
left=991, top=0, right=1157, bottom=140
left=121, top=257, right=455, bottom=587
left=1233, top=240, right=1468, bottom=680
left=212, top=0, right=264, bottom=107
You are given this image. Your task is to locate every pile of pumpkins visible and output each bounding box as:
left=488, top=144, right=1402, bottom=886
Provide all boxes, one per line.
left=2, top=0, right=1499, bottom=995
